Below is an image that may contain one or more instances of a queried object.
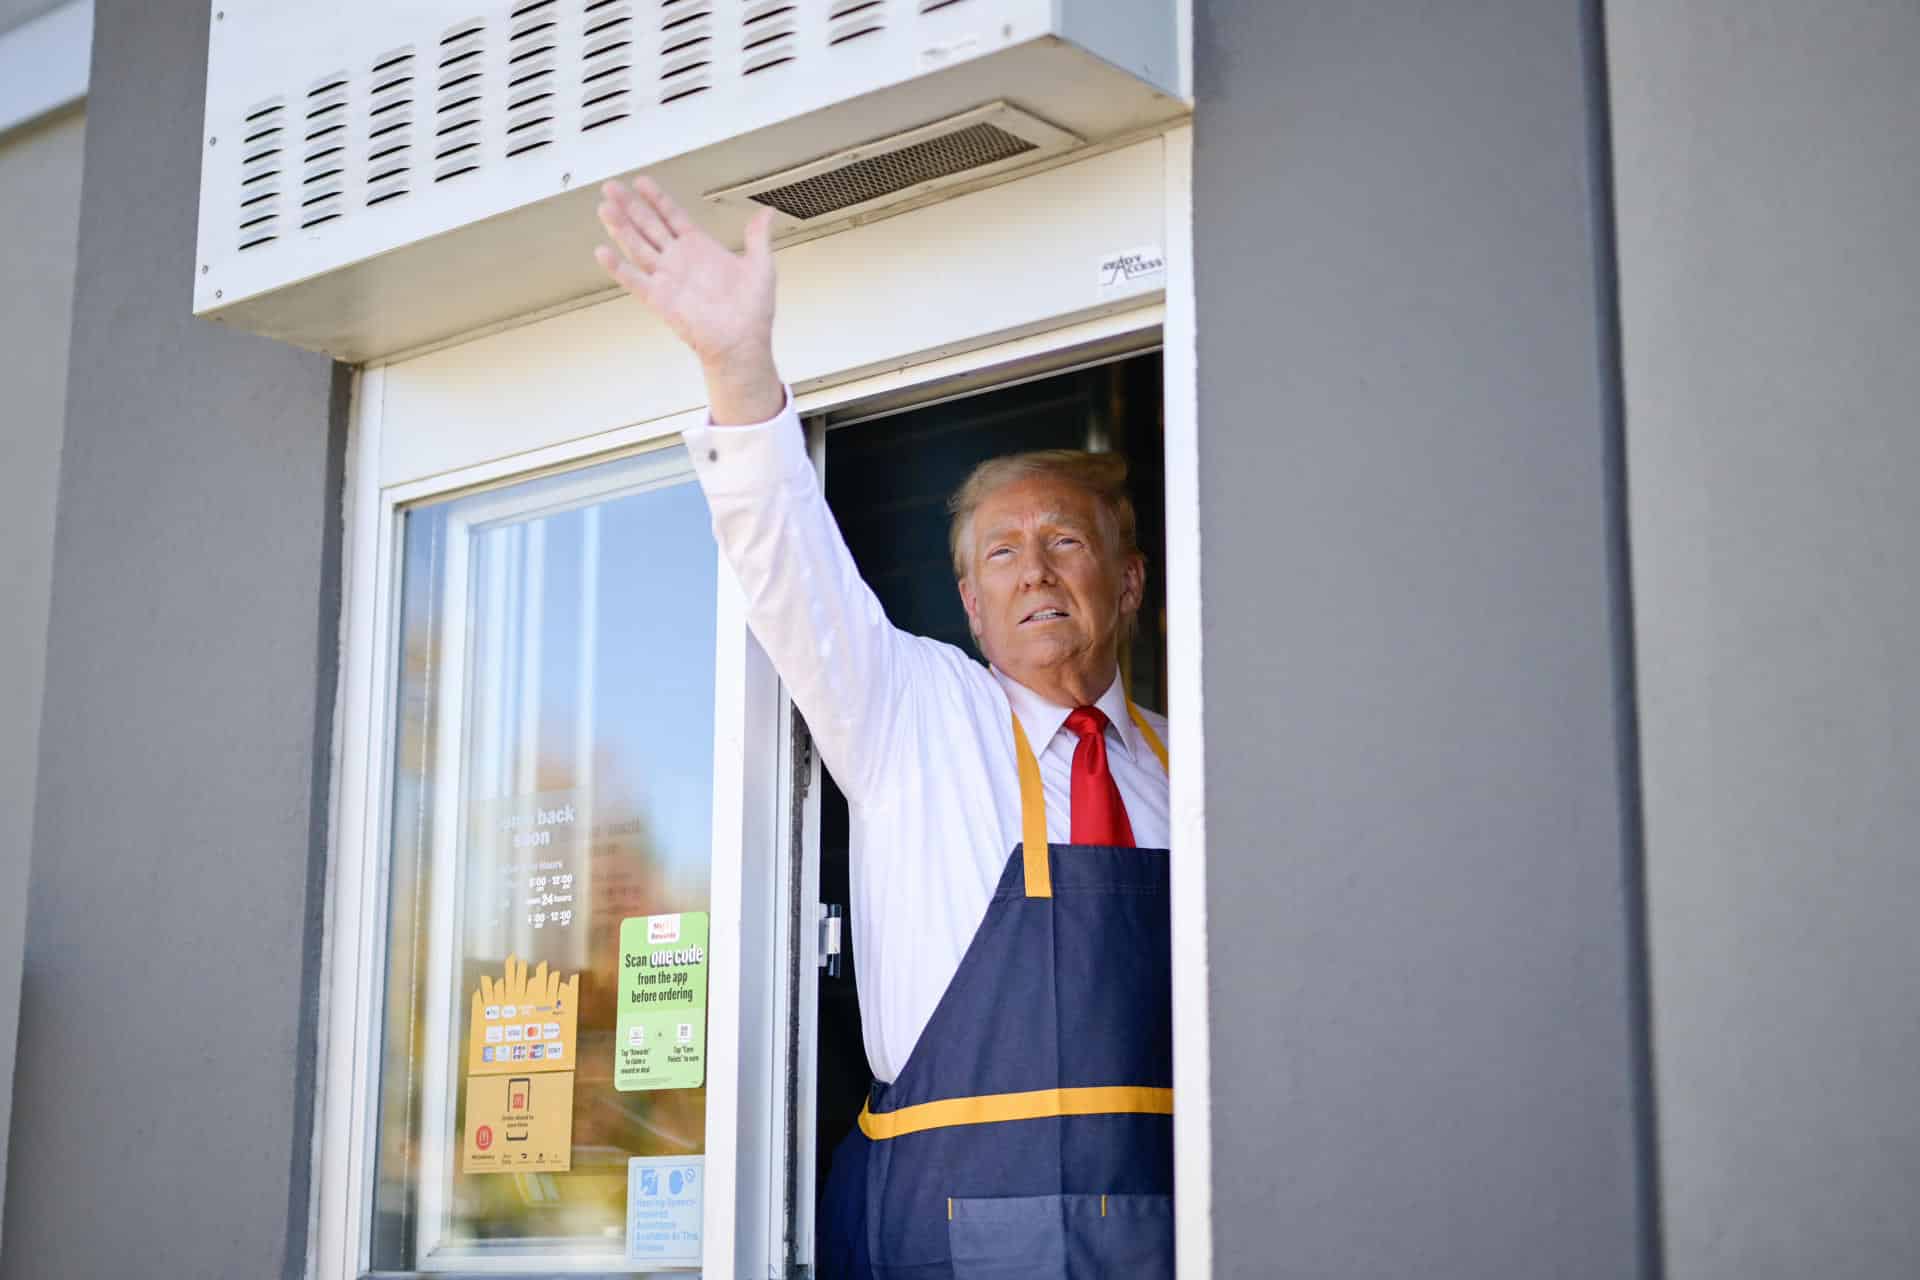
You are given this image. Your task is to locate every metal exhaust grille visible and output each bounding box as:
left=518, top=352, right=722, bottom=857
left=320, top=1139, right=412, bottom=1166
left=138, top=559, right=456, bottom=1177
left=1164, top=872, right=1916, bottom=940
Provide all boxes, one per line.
left=235, top=96, right=287, bottom=251
left=364, top=45, right=417, bottom=207
left=828, top=0, right=886, bottom=45
left=433, top=19, right=486, bottom=183
left=749, top=121, right=1036, bottom=220
left=300, top=74, right=349, bottom=229
left=740, top=0, right=798, bottom=77
left=658, top=1, right=715, bottom=105
left=505, top=0, right=559, bottom=157
left=580, top=1, right=635, bottom=132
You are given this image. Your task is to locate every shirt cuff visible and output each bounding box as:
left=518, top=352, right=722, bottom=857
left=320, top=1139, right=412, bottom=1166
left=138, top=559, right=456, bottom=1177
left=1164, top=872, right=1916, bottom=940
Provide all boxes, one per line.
left=684, top=386, right=807, bottom=498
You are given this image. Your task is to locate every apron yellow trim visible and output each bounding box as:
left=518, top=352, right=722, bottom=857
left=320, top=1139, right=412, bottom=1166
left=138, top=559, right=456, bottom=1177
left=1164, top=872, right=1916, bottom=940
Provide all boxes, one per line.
left=1014, top=697, right=1170, bottom=900
left=859, top=1085, right=1174, bottom=1141
left=1012, top=717, right=1051, bottom=898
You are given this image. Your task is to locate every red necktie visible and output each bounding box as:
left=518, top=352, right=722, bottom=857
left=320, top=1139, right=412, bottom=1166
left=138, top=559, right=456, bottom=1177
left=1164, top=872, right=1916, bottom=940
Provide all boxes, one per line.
left=1066, top=706, right=1135, bottom=847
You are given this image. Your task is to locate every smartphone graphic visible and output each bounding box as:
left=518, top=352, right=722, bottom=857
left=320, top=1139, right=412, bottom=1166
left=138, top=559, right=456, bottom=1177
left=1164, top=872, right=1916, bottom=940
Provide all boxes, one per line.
left=507, top=1076, right=531, bottom=1136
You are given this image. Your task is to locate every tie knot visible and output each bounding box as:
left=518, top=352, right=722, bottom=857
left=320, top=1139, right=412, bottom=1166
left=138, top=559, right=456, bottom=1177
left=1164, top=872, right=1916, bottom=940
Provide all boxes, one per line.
left=1065, top=706, right=1111, bottom=741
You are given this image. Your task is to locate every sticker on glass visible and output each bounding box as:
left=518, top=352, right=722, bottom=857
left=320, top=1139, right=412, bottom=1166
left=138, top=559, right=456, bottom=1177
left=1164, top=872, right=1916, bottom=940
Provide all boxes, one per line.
left=463, top=1071, right=574, bottom=1173
left=627, top=1155, right=703, bottom=1267
left=468, top=954, right=579, bottom=1077
left=615, top=913, right=709, bottom=1091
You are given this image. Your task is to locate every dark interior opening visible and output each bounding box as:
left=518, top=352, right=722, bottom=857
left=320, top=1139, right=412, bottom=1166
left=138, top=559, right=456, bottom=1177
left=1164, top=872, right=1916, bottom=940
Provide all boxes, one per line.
left=813, top=350, right=1168, bottom=1200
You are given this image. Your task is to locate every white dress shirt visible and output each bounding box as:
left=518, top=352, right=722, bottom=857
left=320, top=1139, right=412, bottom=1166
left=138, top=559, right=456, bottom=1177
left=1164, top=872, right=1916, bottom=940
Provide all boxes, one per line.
left=686, top=394, right=1169, bottom=1083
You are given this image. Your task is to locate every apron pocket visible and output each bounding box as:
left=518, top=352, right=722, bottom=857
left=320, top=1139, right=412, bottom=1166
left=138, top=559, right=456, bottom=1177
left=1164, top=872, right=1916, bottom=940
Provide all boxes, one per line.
left=949, top=1196, right=1067, bottom=1279
left=948, top=1194, right=1173, bottom=1279
left=1070, top=1195, right=1174, bottom=1275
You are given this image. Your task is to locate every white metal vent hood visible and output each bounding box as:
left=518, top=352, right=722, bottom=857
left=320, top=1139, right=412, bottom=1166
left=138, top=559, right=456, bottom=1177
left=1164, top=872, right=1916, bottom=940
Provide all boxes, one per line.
left=193, top=0, right=1187, bottom=362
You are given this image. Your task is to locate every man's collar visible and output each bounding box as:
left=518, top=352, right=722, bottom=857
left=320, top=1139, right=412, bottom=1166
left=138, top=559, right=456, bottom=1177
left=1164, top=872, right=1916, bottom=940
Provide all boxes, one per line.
left=991, top=667, right=1136, bottom=760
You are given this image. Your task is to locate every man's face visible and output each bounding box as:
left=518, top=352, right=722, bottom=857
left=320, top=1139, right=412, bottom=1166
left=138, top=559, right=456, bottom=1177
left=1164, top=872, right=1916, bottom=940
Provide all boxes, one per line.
left=957, top=474, right=1144, bottom=692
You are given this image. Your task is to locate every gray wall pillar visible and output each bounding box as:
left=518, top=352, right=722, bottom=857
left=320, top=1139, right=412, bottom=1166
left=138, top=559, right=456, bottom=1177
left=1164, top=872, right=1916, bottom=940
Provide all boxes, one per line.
left=0, top=101, right=85, bottom=1245
left=1607, top=4, right=1920, bottom=1276
left=1191, top=2, right=1655, bottom=1275
left=0, top=0, right=342, bottom=1275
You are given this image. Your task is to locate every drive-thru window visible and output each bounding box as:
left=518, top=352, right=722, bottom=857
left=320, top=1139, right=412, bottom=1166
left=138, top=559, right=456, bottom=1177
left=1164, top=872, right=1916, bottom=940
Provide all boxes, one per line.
left=192, top=2, right=1199, bottom=1273
left=351, top=334, right=1170, bottom=1274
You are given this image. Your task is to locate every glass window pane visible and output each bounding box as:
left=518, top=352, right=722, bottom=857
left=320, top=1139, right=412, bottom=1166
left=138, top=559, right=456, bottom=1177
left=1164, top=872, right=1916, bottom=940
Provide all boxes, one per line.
left=370, top=443, right=718, bottom=1271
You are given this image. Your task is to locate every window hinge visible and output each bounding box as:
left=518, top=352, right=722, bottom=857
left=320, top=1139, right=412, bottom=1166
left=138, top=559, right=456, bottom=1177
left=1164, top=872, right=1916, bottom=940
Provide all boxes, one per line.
left=816, top=902, right=843, bottom=977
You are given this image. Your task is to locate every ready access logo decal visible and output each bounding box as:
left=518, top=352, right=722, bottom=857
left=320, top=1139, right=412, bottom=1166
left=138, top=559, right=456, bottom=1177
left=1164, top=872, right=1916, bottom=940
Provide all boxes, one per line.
left=1098, top=245, right=1168, bottom=295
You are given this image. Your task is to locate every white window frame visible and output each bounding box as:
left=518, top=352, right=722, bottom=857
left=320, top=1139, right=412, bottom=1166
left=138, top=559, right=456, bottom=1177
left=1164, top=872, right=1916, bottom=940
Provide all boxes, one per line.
left=312, top=125, right=1208, bottom=1280
left=322, top=392, right=789, bottom=1280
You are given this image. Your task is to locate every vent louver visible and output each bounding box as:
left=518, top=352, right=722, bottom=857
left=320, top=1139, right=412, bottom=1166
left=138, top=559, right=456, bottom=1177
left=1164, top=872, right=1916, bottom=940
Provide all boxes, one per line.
left=741, top=2, right=797, bottom=76
left=365, top=46, right=416, bottom=207
left=506, top=0, right=559, bottom=155
left=580, top=1, right=634, bottom=131
left=236, top=96, right=286, bottom=251
left=752, top=120, right=1035, bottom=220
left=919, top=0, right=968, bottom=12
left=659, top=1, right=714, bottom=104
left=300, top=74, right=349, bottom=229
left=829, top=0, right=886, bottom=46
left=433, top=20, right=486, bottom=182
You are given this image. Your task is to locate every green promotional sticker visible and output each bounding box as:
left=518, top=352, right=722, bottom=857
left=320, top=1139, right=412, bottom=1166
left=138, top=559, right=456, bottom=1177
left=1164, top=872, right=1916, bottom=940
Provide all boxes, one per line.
left=615, top=913, right=709, bottom=1092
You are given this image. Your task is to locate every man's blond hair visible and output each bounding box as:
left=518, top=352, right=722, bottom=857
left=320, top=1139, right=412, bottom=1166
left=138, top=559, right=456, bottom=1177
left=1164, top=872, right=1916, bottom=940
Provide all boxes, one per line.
left=946, top=450, right=1139, bottom=579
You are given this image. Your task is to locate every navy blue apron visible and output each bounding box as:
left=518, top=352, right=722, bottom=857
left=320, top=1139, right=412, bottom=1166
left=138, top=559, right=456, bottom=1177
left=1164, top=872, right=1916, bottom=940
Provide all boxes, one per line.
left=818, top=703, right=1174, bottom=1279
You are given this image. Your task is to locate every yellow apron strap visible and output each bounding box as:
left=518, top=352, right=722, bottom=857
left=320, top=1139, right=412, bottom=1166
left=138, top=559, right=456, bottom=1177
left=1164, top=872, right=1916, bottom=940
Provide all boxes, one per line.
left=1013, top=716, right=1051, bottom=899
left=1126, top=698, right=1170, bottom=775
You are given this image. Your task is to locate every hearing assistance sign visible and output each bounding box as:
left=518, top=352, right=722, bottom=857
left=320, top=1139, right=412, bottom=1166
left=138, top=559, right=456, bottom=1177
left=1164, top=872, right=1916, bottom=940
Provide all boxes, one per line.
left=615, top=912, right=710, bottom=1091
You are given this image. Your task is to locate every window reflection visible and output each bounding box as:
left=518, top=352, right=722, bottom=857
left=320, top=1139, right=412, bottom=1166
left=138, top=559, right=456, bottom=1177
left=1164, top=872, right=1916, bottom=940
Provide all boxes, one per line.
left=372, top=444, right=718, bottom=1270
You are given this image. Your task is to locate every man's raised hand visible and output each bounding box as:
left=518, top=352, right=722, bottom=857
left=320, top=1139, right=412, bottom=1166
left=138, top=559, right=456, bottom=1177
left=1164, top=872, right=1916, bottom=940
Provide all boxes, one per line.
left=594, top=176, right=785, bottom=425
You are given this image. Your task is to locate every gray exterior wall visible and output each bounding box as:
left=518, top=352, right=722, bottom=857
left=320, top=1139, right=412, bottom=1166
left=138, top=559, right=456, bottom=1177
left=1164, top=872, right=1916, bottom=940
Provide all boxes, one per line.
left=1191, top=2, right=1654, bottom=1275
left=0, top=0, right=343, bottom=1276
left=0, top=101, right=84, bottom=1251
left=1606, top=4, right=1920, bottom=1277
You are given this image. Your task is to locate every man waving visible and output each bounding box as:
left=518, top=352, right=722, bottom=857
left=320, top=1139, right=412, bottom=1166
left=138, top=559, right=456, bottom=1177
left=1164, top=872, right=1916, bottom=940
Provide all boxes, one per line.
left=597, top=178, right=1174, bottom=1279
